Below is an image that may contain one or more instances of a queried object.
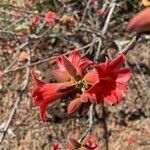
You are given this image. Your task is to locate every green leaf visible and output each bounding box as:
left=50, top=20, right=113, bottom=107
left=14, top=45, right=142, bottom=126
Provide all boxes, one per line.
left=15, top=22, right=29, bottom=31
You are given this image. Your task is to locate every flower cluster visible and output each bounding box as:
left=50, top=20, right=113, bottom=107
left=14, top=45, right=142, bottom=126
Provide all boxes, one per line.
left=31, top=50, right=131, bottom=121
left=28, top=11, right=57, bottom=29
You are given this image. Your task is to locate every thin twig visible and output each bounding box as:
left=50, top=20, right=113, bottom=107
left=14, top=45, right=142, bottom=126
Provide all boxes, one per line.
left=0, top=56, right=30, bottom=144
left=102, top=104, right=109, bottom=150
left=95, top=0, right=116, bottom=62
left=102, top=0, right=116, bottom=35
left=0, top=35, right=32, bottom=144
left=79, top=0, right=92, bottom=28
left=3, top=42, right=93, bottom=75
left=80, top=103, right=94, bottom=142
left=94, top=37, right=102, bottom=62
left=121, top=34, right=141, bottom=54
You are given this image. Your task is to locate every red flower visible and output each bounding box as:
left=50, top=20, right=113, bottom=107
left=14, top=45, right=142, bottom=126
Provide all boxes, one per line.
left=0, top=71, right=3, bottom=80
left=65, top=129, right=99, bottom=150
left=51, top=142, right=60, bottom=150
left=45, top=11, right=57, bottom=25
left=85, top=53, right=132, bottom=105
left=31, top=51, right=93, bottom=120
left=83, top=135, right=99, bottom=150
left=29, top=15, right=40, bottom=27
left=31, top=69, right=75, bottom=121
left=31, top=50, right=132, bottom=120
left=97, top=8, right=104, bottom=16
left=126, top=7, right=150, bottom=33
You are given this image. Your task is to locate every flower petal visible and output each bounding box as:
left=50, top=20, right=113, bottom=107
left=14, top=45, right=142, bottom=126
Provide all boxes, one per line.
left=31, top=69, right=45, bottom=86
left=32, top=80, right=75, bottom=121
left=94, top=58, right=109, bottom=77
left=116, top=82, right=128, bottom=91
left=105, top=89, right=123, bottom=105
left=68, top=50, right=81, bottom=67
left=69, top=50, right=93, bottom=76
left=116, top=68, right=132, bottom=83
left=86, top=83, right=104, bottom=103
left=84, top=71, right=99, bottom=85
left=40, top=101, right=50, bottom=122
left=53, top=69, right=70, bottom=82
left=56, top=56, right=65, bottom=71
left=58, top=55, right=77, bottom=77
left=67, top=98, right=82, bottom=114
left=109, top=54, right=125, bottom=72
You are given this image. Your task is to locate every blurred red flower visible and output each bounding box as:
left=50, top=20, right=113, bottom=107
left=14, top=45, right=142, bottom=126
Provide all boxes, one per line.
left=51, top=142, right=60, bottom=150
left=45, top=11, right=57, bottom=25
left=29, top=15, right=40, bottom=27
left=83, top=135, right=99, bottom=150
left=0, top=71, right=3, bottom=81
left=97, top=8, right=104, bottom=16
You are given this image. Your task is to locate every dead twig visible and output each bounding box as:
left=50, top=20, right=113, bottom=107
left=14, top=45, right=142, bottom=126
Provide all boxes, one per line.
left=0, top=35, right=32, bottom=144
left=121, top=34, right=141, bottom=54
left=95, top=0, right=116, bottom=62
left=3, top=42, right=94, bottom=75
left=0, top=52, right=30, bottom=144
left=80, top=103, right=94, bottom=142
left=79, top=0, right=92, bottom=28
left=102, top=0, right=116, bottom=35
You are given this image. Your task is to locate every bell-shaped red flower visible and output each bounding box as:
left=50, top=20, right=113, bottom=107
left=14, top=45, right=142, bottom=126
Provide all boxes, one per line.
left=126, top=7, right=150, bottom=33
left=31, top=69, right=75, bottom=121
left=85, top=53, right=132, bottom=105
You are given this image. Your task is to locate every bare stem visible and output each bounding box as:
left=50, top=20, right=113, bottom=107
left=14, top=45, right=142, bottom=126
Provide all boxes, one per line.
left=80, top=103, right=94, bottom=142
left=121, top=34, right=141, bottom=54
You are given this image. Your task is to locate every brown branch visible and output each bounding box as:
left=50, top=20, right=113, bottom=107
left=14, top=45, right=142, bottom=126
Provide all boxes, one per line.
left=80, top=103, right=94, bottom=142
left=102, top=104, right=109, bottom=150
left=101, top=0, right=116, bottom=35
left=95, top=0, right=116, bottom=62
left=79, top=0, right=92, bottom=28
left=0, top=55, right=30, bottom=144
left=0, top=36, right=32, bottom=144
left=121, top=34, right=141, bottom=54
left=3, top=42, right=94, bottom=75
